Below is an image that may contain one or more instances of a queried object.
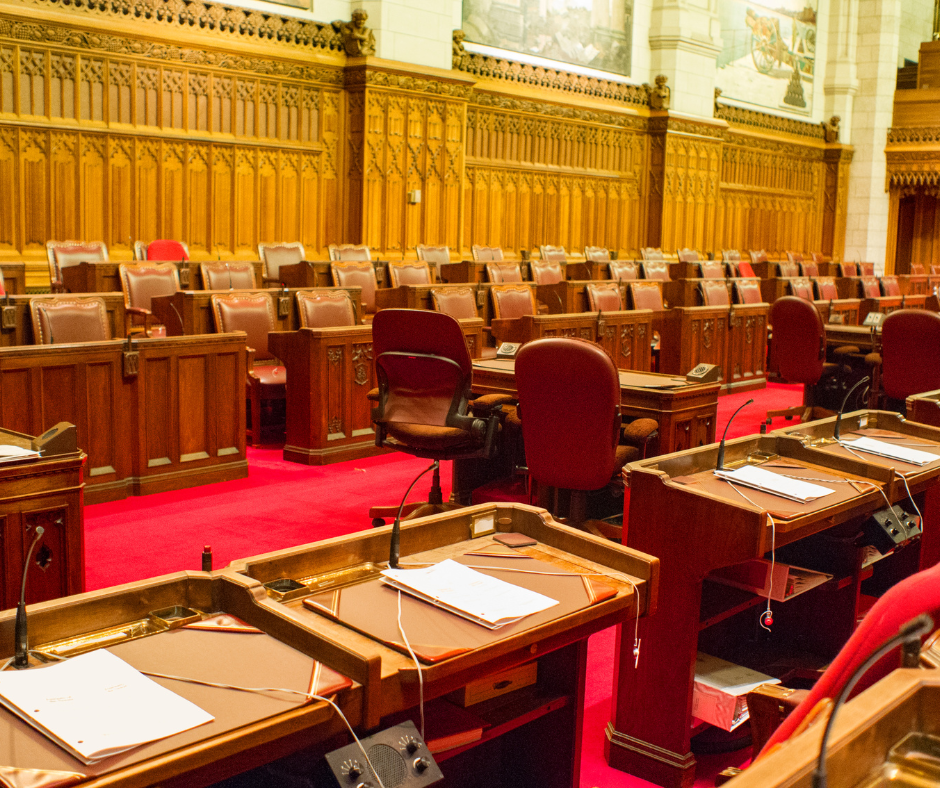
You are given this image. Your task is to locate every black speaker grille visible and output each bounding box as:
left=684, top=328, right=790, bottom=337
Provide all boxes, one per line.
left=368, top=743, right=406, bottom=788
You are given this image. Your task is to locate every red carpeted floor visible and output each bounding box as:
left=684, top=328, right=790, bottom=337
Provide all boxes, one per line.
left=84, top=382, right=804, bottom=788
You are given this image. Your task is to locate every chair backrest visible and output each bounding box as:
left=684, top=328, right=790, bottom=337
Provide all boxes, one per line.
left=786, top=251, right=804, bottom=265
left=810, top=252, right=825, bottom=265
left=932, top=265, right=940, bottom=276
left=331, top=260, right=378, bottom=313
left=258, top=242, right=305, bottom=281
left=490, top=285, right=537, bottom=319
left=141, top=240, right=189, bottom=261
left=485, top=261, right=523, bottom=284
left=296, top=291, right=357, bottom=328
left=210, top=292, right=277, bottom=361
left=584, top=246, right=611, bottom=263
left=200, top=262, right=257, bottom=290
left=734, top=279, right=763, bottom=304
left=539, top=245, right=567, bottom=264
left=789, top=278, right=814, bottom=301
left=119, top=263, right=181, bottom=311
left=769, top=296, right=825, bottom=385
left=735, top=261, right=757, bottom=278
left=46, top=241, right=109, bottom=285
left=641, top=260, right=671, bottom=282
left=372, top=309, right=473, bottom=430
left=881, top=310, right=940, bottom=400
left=516, top=337, right=621, bottom=491
left=911, top=263, right=926, bottom=276
left=641, top=248, right=664, bottom=261
left=800, top=261, right=819, bottom=277
left=859, top=262, right=875, bottom=276
left=416, top=245, right=451, bottom=276
left=328, top=244, right=372, bottom=262
left=722, top=249, right=742, bottom=263
left=860, top=277, right=881, bottom=298
left=387, top=261, right=432, bottom=288
left=586, top=282, right=623, bottom=312
left=471, top=245, right=504, bottom=262
left=814, top=276, right=839, bottom=300
left=430, top=287, right=478, bottom=319
left=677, top=248, right=699, bottom=264
left=30, top=297, right=111, bottom=344
left=529, top=260, right=564, bottom=285
left=881, top=276, right=901, bottom=296
left=778, top=261, right=800, bottom=278
left=608, top=261, right=639, bottom=282
left=700, top=280, right=730, bottom=306
left=628, top=282, right=664, bottom=311
left=749, top=250, right=769, bottom=264
left=698, top=261, right=726, bottom=279
left=840, top=262, right=859, bottom=277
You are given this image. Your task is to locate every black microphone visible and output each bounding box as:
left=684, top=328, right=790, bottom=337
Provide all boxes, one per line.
left=389, top=460, right=439, bottom=569
left=716, top=398, right=753, bottom=471
left=812, top=614, right=933, bottom=788
left=13, top=526, right=45, bottom=669
left=833, top=376, right=870, bottom=441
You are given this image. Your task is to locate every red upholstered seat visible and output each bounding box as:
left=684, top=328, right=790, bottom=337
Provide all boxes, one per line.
left=331, top=260, right=378, bottom=315
left=119, top=263, right=180, bottom=337
left=734, top=279, right=763, bottom=304
left=735, top=261, right=757, bottom=278
left=814, top=276, right=839, bottom=300
left=778, top=262, right=800, bottom=277
left=700, top=279, right=730, bottom=306
left=30, top=297, right=111, bottom=344
left=45, top=241, right=110, bottom=293
left=538, top=245, right=567, bottom=264
left=722, top=249, right=742, bottom=263
left=641, top=260, right=671, bottom=281
left=388, top=261, right=432, bottom=287
left=485, top=261, right=523, bottom=283
left=296, top=291, right=358, bottom=328
left=881, top=309, right=940, bottom=401
left=252, top=365, right=287, bottom=386
left=786, top=251, right=804, bottom=266
left=641, top=247, right=665, bottom=261
left=328, top=244, right=371, bottom=262
left=749, top=250, right=769, bottom=265
left=880, top=276, right=901, bottom=296
left=911, top=263, right=926, bottom=275
left=471, top=245, right=503, bottom=262
left=840, top=262, right=859, bottom=276
left=860, top=277, right=881, bottom=298
left=860, top=262, right=875, bottom=276
left=258, top=242, right=305, bottom=284
left=609, top=261, right=639, bottom=281
left=698, top=261, right=725, bottom=279
left=629, top=282, right=664, bottom=311
left=800, top=262, right=819, bottom=277
left=586, top=282, right=623, bottom=312
left=530, top=260, right=563, bottom=285
left=789, top=278, right=814, bottom=300
left=417, top=244, right=451, bottom=279
left=200, top=262, right=257, bottom=290
left=430, top=287, right=479, bottom=320
left=584, top=246, right=611, bottom=263
left=677, top=248, right=699, bottom=263
left=143, top=240, right=189, bottom=261
left=490, top=285, right=536, bottom=319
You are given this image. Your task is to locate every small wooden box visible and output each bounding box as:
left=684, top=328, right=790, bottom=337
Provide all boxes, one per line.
left=449, top=661, right=538, bottom=707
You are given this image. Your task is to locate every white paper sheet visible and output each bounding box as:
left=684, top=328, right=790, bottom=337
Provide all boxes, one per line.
left=715, top=464, right=836, bottom=503
left=842, top=436, right=938, bottom=466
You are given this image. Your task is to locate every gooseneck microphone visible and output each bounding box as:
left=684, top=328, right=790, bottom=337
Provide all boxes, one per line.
left=716, top=398, right=754, bottom=471
left=389, top=460, right=439, bottom=569
left=833, top=376, right=870, bottom=441
left=13, top=526, right=45, bottom=669
left=812, top=614, right=933, bottom=788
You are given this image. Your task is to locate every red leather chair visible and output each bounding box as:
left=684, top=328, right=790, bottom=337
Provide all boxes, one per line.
left=840, top=262, right=859, bottom=277
left=368, top=309, right=503, bottom=525
left=135, top=240, right=189, bottom=261
left=628, top=282, right=664, bottom=311
left=789, top=278, right=814, bottom=300
left=722, top=249, right=742, bottom=264
left=881, top=276, right=901, bottom=296
left=416, top=244, right=451, bottom=279
left=609, top=261, right=639, bottom=282
left=328, top=244, right=371, bottom=262
left=538, top=245, right=567, bottom=264
left=641, top=260, right=671, bottom=281
left=641, top=247, right=665, bottom=261
left=586, top=282, right=623, bottom=312
left=331, top=260, right=378, bottom=317
left=698, top=261, right=726, bottom=279
left=800, top=261, right=819, bottom=277
left=786, top=251, right=804, bottom=266
left=485, top=261, right=523, bottom=283
left=296, top=291, right=358, bottom=328
left=860, top=262, right=875, bottom=276
left=429, top=286, right=477, bottom=319
left=677, top=248, right=699, bottom=264
left=490, top=284, right=538, bottom=344
left=584, top=246, right=611, bottom=263
left=119, top=263, right=180, bottom=337
left=471, top=245, right=504, bottom=262
left=45, top=241, right=109, bottom=294
left=749, top=250, right=769, bottom=265
left=388, top=261, right=432, bottom=287
left=211, top=292, right=285, bottom=446
left=700, top=279, right=730, bottom=306
left=766, top=296, right=842, bottom=424
left=200, top=262, right=257, bottom=290
left=778, top=261, right=800, bottom=278
left=814, top=277, right=839, bottom=300
left=734, top=279, right=763, bottom=304
left=258, top=242, right=305, bottom=285
left=880, top=310, right=940, bottom=403
left=911, top=263, right=926, bottom=276
left=860, top=277, right=881, bottom=298
left=30, top=297, right=111, bottom=344
left=530, top=260, right=563, bottom=285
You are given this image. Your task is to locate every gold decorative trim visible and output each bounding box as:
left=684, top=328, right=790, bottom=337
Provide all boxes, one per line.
left=455, top=51, right=649, bottom=107
left=887, top=127, right=940, bottom=144
left=715, top=102, right=825, bottom=140
left=345, top=68, right=474, bottom=98
left=470, top=91, right=646, bottom=130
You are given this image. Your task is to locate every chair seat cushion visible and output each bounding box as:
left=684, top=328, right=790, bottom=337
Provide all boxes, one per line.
left=622, top=418, right=659, bottom=443
left=615, top=444, right=640, bottom=470
left=386, top=423, right=483, bottom=452
left=252, top=364, right=286, bottom=386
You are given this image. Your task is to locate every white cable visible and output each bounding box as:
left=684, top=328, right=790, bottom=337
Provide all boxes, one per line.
left=901, top=473, right=924, bottom=525
left=397, top=590, right=425, bottom=739
left=725, top=481, right=775, bottom=631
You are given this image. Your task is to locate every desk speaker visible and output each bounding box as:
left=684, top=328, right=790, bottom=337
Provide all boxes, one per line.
left=686, top=363, right=721, bottom=384
left=324, top=721, right=442, bottom=788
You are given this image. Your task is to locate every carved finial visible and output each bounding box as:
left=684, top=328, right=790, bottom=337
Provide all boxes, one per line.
left=823, top=115, right=841, bottom=143
left=452, top=29, right=467, bottom=67
left=337, top=8, right=376, bottom=57
left=648, top=74, right=670, bottom=110
left=714, top=87, right=722, bottom=114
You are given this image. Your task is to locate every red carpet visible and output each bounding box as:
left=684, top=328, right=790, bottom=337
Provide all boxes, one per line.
left=84, top=382, right=803, bottom=787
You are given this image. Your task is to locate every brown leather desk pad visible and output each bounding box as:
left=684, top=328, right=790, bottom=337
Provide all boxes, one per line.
left=672, top=458, right=879, bottom=520
left=472, top=360, right=688, bottom=390
left=303, top=549, right=618, bottom=664
left=0, top=623, right=351, bottom=783
left=809, top=428, right=940, bottom=477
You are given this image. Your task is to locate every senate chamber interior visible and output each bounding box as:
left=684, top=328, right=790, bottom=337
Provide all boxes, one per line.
left=2, top=0, right=940, bottom=786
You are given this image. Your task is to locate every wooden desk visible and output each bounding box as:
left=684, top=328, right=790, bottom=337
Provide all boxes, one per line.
left=374, top=282, right=500, bottom=324
left=759, top=277, right=803, bottom=303
left=273, top=260, right=334, bottom=289
left=0, top=572, right=361, bottom=788
left=0, top=427, right=84, bottom=609
left=439, top=260, right=488, bottom=284
left=61, top=261, right=266, bottom=293
left=227, top=502, right=659, bottom=788
left=607, top=420, right=940, bottom=786
left=814, top=298, right=861, bottom=326
left=150, top=287, right=363, bottom=336
left=897, top=273, right=930, bottom=295
left=906, top=388, right=940, bottom=427
left=0, top=293, right=126, bottom=347
left=536, top=280, right=628, bottom=314
left=565, top=261, right=609, bottom=280
left=859, top=294, right=927, bottom=322
left=0, top=262, right=26, bottom=295
left=0, top=334, right=248, bottom=504
left=826, top=323, right=880, bottom=354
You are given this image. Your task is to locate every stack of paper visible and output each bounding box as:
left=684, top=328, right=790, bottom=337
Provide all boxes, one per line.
left=0, top=650, right=213, bottom=764
left=842, top=437, right=938, bottom=466
left=0, top=445, right=41, bottom=463
left=381, top=559, right=558, bottom=629
left=715, top=465, right=835, bottom=503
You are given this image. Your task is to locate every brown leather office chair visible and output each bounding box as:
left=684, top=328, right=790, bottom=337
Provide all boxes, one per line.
left=485, top=261, right=523, bottom=283
left=881, top=276, right=901, bottom=296
left=880, top=310, right=940, bottom=406
left=471, top=245, right=504, bottom=262
left=331, top=260, right=378, bottom=317
left=789, top=278, right=814, bottom=301
left=200, top=262, right=257, bottom=290
left=30, top=297, right=111, bottom=344
left=586, top=282, right=623, bottom=312
left=119, top=263, right=180, bottom=337
left=609, top=261, right=639, bottom=282
left=859, top=262, right=875, bottom=276
left=388, top=261, right=432, bottom=287
left=296, top=291, right=358, bottom=328
left=529, top=260, right=564, bottom=285
left=538, top=245, right=567, bottom=264
left=584, top=246, right=611, bottom=263
left=640, top=260, right=671, bottom=281
left=328, top=244, right=372, bottom=262
left=46, top=241, right=109, bottom=294
left=677, top=248, right=699, bottom=264
left=416, top=244, right=450, bottom=279
left=211, top=292, right=285, bottom=446
left=860, top=277, right=881, bottom=298
left=814, top=277, right=839, bottom=300
left=778, top=261, right=800, bottom=278
left=698, top=261, right=726, bottom=279
left=515, top=337, right=657, bottom=540
left=134, top=240, right=190, bottom=261
left=840, top=262, right=859, bottom=277
left=430, top=287, right=479, bottom=320
left=700, top=279, right=730, bottom=306
left=734, top=279, right=763, bottom=304
left=258, top=242, right=305, bottom=285
left=641, top=248, right=664, bottom=261
left=368, top=309, right=503, bottom=525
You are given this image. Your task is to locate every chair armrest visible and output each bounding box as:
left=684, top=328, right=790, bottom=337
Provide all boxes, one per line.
left=471, top=393, right=515, bottom=414
left=621, top=418, right=659, bottom=457
left=366, top=387, right=379, bottom=402
left=125, top=307, right=153, bottom=317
